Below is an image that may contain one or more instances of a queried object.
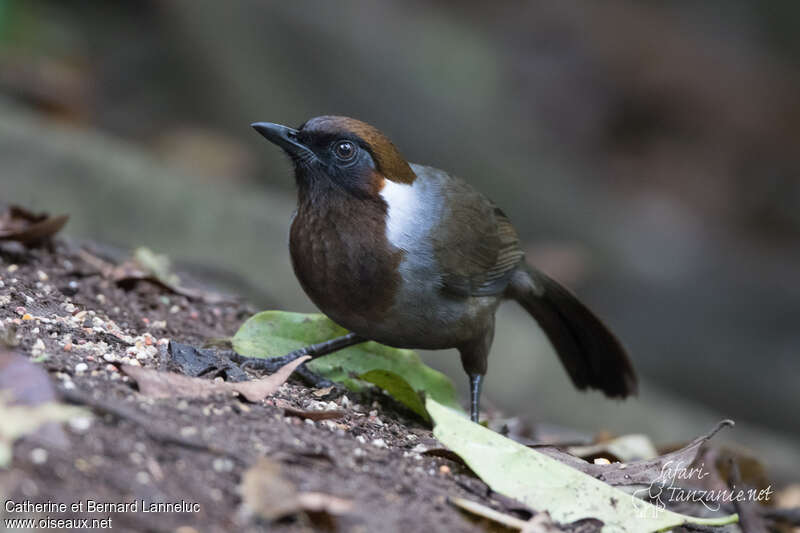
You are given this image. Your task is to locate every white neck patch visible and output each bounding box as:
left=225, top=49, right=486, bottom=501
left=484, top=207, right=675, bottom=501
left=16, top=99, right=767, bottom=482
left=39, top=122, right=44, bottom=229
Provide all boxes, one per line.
left=380, top=179, right=418, bottom=251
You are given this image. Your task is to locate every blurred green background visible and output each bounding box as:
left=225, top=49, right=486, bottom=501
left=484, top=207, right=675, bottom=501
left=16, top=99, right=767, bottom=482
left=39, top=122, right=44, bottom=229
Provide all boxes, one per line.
left=1, top=1, right=799, bottom=478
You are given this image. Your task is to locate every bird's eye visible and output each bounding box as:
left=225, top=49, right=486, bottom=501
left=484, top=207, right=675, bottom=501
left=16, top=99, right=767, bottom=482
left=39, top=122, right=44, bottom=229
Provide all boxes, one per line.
left=333, top=140, right=357, bottom=162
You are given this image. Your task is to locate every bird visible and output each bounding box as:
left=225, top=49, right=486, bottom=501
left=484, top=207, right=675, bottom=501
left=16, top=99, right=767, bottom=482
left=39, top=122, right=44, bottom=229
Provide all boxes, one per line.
left=247, top=115, right=637, bottom=422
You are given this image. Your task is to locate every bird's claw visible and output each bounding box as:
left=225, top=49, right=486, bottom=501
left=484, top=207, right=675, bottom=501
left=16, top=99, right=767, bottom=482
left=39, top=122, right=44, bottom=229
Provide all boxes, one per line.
left=237, top=347, right=311, bottom=373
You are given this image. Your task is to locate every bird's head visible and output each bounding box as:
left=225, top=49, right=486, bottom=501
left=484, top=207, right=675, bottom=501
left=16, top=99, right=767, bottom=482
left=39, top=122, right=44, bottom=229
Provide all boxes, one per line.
left=252, top=116, right=416, bottom=199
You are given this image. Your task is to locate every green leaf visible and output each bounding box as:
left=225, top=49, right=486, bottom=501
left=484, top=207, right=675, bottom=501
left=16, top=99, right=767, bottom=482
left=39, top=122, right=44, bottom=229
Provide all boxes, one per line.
left=232, top=311, right=462, bottom=413
left=359, top=369, right=429, bottom=421
left=426, top=397, right=739, bottom=533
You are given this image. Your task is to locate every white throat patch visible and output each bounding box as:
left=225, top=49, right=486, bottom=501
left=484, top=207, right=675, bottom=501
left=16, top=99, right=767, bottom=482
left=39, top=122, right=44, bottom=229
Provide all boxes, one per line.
left=380, top=179, right=418, bottom=251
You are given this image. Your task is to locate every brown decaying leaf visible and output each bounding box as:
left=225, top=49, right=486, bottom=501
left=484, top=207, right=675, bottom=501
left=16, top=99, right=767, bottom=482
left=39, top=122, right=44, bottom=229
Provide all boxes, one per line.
left=239, top=457, right=353, bottom=522
left=0, top=348, right=58, bottom=406
left=728, top=458, right=768, bottom=533
left=535, top=419, right=735, bottom=486
left=312, top=386, right=334, bottom=397
left=0, top=349, right=86, bottom=463
left=77, top=248, right=229, bottom=304
left=239, top=457, right=300, bottom=521
left=278, top=403, right=347, bottom=421
left=121, top=355, right=310, bottom=402
left=0, top=205, right=68, bottom=243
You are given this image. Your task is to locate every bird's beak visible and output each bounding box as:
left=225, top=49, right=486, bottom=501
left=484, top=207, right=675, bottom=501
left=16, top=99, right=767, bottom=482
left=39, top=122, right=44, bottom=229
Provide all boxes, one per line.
left=251, top=122, right=314, bottom=159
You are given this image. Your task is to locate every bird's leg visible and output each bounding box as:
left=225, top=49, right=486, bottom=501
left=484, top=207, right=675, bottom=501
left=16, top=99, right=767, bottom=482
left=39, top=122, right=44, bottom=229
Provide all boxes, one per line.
left=292, top=363, right=336, bottom=389
left=234, top=332, right=366, bottom=373
left=468, top=373, right=484, bottom=423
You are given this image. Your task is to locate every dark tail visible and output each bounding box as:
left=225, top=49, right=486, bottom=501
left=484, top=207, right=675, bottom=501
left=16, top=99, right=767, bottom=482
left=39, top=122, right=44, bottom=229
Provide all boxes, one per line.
left=507, top=264, right=637, bottom=398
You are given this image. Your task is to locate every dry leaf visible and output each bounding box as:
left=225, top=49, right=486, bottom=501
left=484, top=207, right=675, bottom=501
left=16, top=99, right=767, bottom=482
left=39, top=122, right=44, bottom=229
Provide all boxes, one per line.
left=281, top=405, right=347, bottom=421
left=428, top=398, right=738, bottom=532
left=0, top=349, right=89, bottom=466
left=297, top=492, right=353, bottom=514
left=534, top=420, right=735, bottom=486
left=239, top=457, right=353, bottom=522
left=567, top=434, right=659, bottom=463
left=0, top=348, right=58, bottom=405
left=0, top=205, right=68, bottom=243
left=78, top=247, right=228, bottom=304
left=239, top=457, right=301, bottom=521
left=312, top=386, right=334, bottom=397
left=121, top=355, right=310, bottom=402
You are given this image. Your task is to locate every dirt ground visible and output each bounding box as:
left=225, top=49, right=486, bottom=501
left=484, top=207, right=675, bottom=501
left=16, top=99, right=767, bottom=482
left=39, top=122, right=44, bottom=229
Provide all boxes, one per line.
left=0, top=238, right=563, bottom=533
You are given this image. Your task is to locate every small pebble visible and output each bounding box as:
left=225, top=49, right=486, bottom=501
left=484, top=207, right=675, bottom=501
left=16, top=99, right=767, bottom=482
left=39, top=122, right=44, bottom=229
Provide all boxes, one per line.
left=31, top=338, right=46, bottom=357
left=68, top=417, right=93, bottom=433
left=212, top=458, right=234, bottom=472
left=21, top=314, right=33, bottom=321
left=7, top=264, right=18, bottom=273
left=75, top=458, right=91, bottom=472
left=439, top=465, right=451, bottom=475
left=180, top=426, right=198, bottom=437
left=371, top=438, right=387, bottom=448
left=30, top=448, right=48, bottom=465
left=36, top=270, right=48, bottom=281
left=74, top=362, right=88, bottom=373
left=135, top=471, right=150, bottom=484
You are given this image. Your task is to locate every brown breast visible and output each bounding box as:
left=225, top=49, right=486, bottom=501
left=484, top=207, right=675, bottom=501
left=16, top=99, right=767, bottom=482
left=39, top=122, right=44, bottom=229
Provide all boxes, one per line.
left=289, top=190, right=402, bottom=332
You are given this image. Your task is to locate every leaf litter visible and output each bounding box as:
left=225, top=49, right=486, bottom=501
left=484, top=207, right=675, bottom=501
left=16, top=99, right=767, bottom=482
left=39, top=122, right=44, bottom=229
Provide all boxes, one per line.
left=2, top=232, right=799, bottom=532
left=427, top=397, right=739, bottom=533
left=239, top=457, right=353, bottom=524
left=121, top=355, right=310, bottom=402
left=0, top=205, right=69, bottom=244
left=0, top=349, right=90, bottom=466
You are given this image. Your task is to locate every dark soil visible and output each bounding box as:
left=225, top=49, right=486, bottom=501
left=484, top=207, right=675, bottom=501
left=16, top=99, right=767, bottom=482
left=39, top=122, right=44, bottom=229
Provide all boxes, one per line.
left=0, top=239, right=528, bottom=533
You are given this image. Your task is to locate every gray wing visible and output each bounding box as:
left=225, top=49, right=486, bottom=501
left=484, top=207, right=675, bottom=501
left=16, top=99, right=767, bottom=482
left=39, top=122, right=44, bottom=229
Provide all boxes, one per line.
left=430, top=174, right=525, bottom=297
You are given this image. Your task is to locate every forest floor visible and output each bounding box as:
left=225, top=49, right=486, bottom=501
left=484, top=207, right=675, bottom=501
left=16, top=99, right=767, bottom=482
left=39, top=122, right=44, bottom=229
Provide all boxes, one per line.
left=1, top=235, right=798, bottom=533
left=0, top=238, right=555, bottom=533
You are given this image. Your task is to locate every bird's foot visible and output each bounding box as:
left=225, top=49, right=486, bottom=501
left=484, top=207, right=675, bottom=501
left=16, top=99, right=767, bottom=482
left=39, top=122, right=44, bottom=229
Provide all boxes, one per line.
left=229, top=347, right=310, bottom=374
